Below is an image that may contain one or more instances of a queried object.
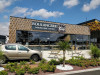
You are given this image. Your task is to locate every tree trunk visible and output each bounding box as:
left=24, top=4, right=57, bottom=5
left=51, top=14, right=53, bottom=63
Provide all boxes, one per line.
left=63, top=50, right=66, bottom=67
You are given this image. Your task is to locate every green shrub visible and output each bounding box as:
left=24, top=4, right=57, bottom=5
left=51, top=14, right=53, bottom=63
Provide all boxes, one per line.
left=20, top=61, right=27, bottom=65
left=4, top=62, right=21, bottom=73
left=48, top=59, right=59, bottom=65
left=4, top=64, right=16, bottom=72
left=66, top=57, right=100, bottom=68
left=58, top=58, right=63, bottom=64
left=4, top=64, right=11, bottom=70
left=39, top=58, right=47, bottom=67
left=0, top=51, right=5, bottom=64
left=40, top=58, right=47, bottom=64
left=90, top=44, right=100, bottom=58
left=39, top=64, right=47, bottom=72
left=47, top=64, right=56, bottom=72
left=8, top=62, right=18, bottom=68
left=74, top=56, right=85, bottom=60
left=30, top=60, right=35, bottom=64
left=28, top=67, right=39, bottom=74
left=0, top=70, right=8, bottom=75
left=98, top=62, right=100, bottom=66
left=23, top=64, right=30, bottom=71
left=65, top=60, right=69, bottom=64
left=90, top=60, right=98, bottom=67
left=39, top=63, right=56, bottom=72
left=15, top=68, right=25, bottom=75
left=9, top=66, right=16, bottom=72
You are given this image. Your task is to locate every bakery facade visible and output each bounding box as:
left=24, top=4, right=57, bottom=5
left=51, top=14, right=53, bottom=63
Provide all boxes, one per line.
left=9, top=16, right=90, bottom=49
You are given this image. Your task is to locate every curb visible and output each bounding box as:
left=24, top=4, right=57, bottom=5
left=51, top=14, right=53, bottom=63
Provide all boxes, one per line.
left=48, top=67, right=100, bottom=75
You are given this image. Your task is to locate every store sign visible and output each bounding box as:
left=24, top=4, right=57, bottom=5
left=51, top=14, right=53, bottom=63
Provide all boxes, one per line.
left=32, top=21, right=66, bottom=32
left=58, top=25, right=66, bottom=33
left=32, top=21, right=58, bottom=31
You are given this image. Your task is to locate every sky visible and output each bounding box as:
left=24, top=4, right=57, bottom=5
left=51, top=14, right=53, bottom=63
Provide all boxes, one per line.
left=0, top=0, right=100, bottom=35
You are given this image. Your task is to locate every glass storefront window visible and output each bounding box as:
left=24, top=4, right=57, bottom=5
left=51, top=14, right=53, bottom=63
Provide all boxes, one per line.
left=70, top=34, right=90, bottom=49
left=16, top=30, right=90, bottom=50
left=16, top=30, right=65, bottom=45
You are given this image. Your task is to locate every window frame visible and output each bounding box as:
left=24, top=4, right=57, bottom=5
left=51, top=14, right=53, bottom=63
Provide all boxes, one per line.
left=18, top=45, right=29, bottom=51
left=5, top=45, right=16, bottom=50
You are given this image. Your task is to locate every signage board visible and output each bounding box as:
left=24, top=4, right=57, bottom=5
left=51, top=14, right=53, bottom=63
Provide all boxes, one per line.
left=32, top=21, right=58, bottom=31
left=32, top=21, right=66, bottom=32
left=58, top=25, right=66, bottom=33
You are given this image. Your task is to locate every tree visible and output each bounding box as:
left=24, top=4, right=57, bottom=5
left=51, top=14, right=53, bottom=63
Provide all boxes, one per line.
left=57, top=41, right=70, bottom=67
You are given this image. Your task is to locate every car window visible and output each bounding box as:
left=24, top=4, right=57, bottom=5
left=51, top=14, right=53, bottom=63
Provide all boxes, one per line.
left=5, top=45, right=16, bottom=50
left=18, top=46, right=28, bottom=51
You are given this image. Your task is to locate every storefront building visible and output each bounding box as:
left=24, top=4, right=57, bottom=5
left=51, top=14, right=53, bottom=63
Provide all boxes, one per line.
left=9, top=16, right=90, bottom=49
left=79, top=19, right=100, bottom=48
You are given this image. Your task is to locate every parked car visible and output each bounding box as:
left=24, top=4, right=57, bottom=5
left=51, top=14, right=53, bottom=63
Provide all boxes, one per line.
left=0, top=43, right=42, bottom=63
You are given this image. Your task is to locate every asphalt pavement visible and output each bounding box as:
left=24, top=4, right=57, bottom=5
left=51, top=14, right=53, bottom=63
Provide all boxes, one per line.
left=68, top=70, right=100, bottom=75
left=49, top=67, right=100, bottom=75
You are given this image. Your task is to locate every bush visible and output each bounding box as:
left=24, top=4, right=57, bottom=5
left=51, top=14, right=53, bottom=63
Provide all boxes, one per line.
left=39, top=63, right=56, bottom=72
left=39, top=58, right=47, bottom=67
left=66, top=57, right=100, bottom=68
left=28, top=67, right=39, bottom=74
left=48, top=59, right=59, bottom=65
left=9, top=66, right=16, bottom=72
left=8, top=62, right=18, bottom=67
left=40, top=58, right=47, bottom=64
left=58, top=58, right=63, bottom=64
left=23, top=64, right=30, bottom=71
left=90, top=44, right=100, bottom=58
left=4, top=64, right=11, bottom=70
left=0, top=70, right=8, bottom=75
left=30, top=60, right=35, bottom=64
left=4, top=62, right=21, bottom=73
left=20, top=61, right=27, bottom=65
left=15, top=68, right=25, bottom=75
left=47, top=64, right=56, bottom=72
left=0, top=51, right=5, bottom=64
left=74, top=56, right=85, bottom=60
left=39, top=64, right=47, bottom=72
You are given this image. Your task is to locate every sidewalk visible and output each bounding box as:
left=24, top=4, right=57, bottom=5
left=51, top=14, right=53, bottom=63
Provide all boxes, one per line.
left=49, top=67, right=100, bottom=75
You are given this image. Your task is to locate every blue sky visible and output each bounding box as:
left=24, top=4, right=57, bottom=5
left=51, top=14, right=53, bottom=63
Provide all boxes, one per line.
left=0, top=0, right=100, bottom=35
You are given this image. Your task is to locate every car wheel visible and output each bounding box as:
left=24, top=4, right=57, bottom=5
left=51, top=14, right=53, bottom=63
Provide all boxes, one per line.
left=31, top=54, right=39, bottom=62
left=0, top=56, right=6, bottom=64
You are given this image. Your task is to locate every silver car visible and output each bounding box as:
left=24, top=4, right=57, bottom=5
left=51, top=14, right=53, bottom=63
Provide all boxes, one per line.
left=0, top=43, right=42, bottom=63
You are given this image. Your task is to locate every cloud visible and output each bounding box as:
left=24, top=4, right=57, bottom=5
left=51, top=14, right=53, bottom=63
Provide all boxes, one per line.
left=44, top=0, right=55, bottom=5
left=82, top=0, right=100, bottom=12
left=3, top=15, right=8, bottom=19
left=63, top=0, right=79, bottom=8
left=0, top=0, right=16, bottom=12
left=11, top=7, right=28, bottom=16
left=0, top=22, right=9, bottom=35
left=11, top=7, right=64, bottom=18
left=29, top=9, right=64, bottom=18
